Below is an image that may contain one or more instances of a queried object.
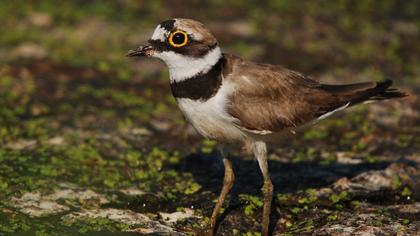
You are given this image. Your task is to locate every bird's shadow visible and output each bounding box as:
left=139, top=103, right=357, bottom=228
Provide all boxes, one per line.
left=183, top=151, right=389, bottom=196
left=180, top=151, right=391, bottom=234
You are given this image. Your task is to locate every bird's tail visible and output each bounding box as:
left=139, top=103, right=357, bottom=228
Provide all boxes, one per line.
left=363, top=80, right=407, bottom=102
left=320, top=79, right=407, bottom=106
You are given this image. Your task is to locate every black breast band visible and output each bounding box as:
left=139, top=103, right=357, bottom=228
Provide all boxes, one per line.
left=170, top=56, right=224, bottom=101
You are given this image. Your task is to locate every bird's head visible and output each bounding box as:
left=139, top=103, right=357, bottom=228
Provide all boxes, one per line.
left=127, top=18, right=222, bottom=82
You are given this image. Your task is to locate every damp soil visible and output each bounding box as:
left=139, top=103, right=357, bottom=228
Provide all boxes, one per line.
left=1, top=1, right=420, bottom=235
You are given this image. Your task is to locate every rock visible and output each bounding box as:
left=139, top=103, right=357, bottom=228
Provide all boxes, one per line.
left=46, top=136, right=65, bottom=145
left=119, top=187, right=146, bottom=196
left=347, top=171, right=392, bottom=192
left=48, top=189, right=109, bottom=205
left=5, top=139, right=36, bottom=150
left=315, top=213, right=409, bottom=236
left=10, top=192, right=69, bottom=217
left=159, top=208, right=198, bottom=225
left=13, top=43, right=47, bottom=59
left=28, top=12, right=52, bottom=27
left=333, top=177, right=350, bottom=190
left=10, top=186, right=109, bottom=217
left=316, top=187, right=334, bottom=197
left=336, top=152, right=363, bottom=164
left=63, top=208, right=185, bottom=235
left=387, top=202, right=420, bottom=214
left=150, top=119, right=172, bottom=132
left=332, top=163, right=419, bottom=193
left=131, top=127, right=151, bottom=136
left=9, top=183, right=188, bottom=234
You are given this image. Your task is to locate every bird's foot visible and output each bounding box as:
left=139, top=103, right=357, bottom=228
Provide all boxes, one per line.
left=261, top=180, right=274, bottom=236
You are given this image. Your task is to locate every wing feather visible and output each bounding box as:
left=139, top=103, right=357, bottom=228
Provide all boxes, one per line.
left=222, top=54, right=406, bottom=134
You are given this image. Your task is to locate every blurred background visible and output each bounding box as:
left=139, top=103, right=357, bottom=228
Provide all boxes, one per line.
left=0, top=1, right=419, bottom=235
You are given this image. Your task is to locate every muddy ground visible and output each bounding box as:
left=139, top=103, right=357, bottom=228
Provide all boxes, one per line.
left=0, top=1, right=419, bottom=235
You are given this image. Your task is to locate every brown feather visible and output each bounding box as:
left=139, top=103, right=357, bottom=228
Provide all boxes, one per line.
left=223, top=54, right=406, bottom=133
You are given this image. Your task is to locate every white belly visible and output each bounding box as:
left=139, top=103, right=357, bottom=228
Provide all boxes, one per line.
left=176, top=83, right=246, bottom=143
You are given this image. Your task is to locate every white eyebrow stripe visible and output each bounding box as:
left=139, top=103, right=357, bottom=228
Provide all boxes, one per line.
left=151, top=25, right=168, bottom=42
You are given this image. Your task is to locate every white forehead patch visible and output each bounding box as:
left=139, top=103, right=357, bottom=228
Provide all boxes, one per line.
left=151, top=25, right=168, bottom=42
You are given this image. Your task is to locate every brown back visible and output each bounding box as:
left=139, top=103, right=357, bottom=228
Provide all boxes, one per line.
left=223, top=54, right=405, bottom=133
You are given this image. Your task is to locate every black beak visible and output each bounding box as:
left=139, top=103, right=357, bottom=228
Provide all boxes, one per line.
left=126, top=45, right=154, bottom=57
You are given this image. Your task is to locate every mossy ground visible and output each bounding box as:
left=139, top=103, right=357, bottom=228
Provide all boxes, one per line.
left=0, top=1, right=419, bottom=235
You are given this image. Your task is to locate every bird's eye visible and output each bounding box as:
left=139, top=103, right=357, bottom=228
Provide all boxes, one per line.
left=169, top=31, right=188, bottom=47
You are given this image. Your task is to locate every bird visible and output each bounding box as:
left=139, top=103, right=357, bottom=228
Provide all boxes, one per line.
left=127, top=18, right=407, bottom=235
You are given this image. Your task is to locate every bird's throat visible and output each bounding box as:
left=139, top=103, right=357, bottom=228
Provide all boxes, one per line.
left=161, top=46, right=222, bottom=83
left=170, top=56, right=225, bottom=101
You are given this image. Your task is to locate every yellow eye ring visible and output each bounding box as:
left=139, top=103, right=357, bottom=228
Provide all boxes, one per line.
left=168, top=31, right=188, bottom=47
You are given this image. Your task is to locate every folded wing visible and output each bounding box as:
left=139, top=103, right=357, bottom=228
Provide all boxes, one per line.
left=223, top=54, right=406, bottom=134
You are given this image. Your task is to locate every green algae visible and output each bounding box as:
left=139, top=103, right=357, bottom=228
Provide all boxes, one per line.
left=0, top=0, right=419, bottom=235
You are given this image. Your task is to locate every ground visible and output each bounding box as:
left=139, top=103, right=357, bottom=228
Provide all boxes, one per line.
left=0, top=1, right=419, bottom=235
